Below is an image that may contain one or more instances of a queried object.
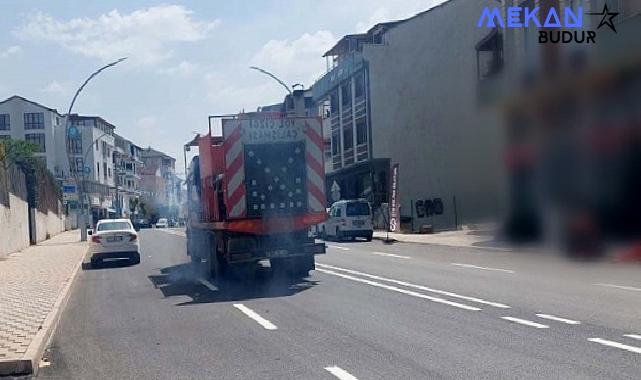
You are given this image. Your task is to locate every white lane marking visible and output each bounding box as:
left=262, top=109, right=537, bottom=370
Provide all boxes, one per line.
left=325, top=366, right=359, bottom=380
left=501, top=317, right=549, bottom=329
left=199, top=278, right=218, bottom=292
left=232, top=304, right=277, bottom=330
left=624, top=334, right=641, bottom=341
left=317, top=263, right=509, bottom=308
left=535, top=314, right=581, bottom=325
left=327, top=245, right=350, bottom=251
left=594, top=283, right=641, bottom=292
left=371, top=251, right=410, bottom=259
left=588, top=338, right=641, bottom=354
left=316, top=268, right=481, bottom=311
left=451, top=263, right=515, bottom=274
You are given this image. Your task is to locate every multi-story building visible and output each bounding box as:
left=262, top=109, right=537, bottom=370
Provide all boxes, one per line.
left=311, top=0, right=501, bottom=231
left=67, top=114, right=117, bottom=223
left=0, top=95, right=64, bottom=173
left=113, top=134, right=143, bottom=218
left=139, top=147, right=181, bottom=220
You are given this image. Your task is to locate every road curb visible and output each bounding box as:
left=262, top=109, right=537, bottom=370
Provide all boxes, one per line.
left=0, top=245, right=86, bottom=376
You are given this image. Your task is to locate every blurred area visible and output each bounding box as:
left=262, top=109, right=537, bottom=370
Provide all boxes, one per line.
left=496, top=0, right=641, bottom=259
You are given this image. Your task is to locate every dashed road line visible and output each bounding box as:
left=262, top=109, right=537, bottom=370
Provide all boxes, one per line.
left=371, top=251, right=410, bottom=259
left=327, top=245, right=351, bottom=251
left=316, top=267, right=481, bottom=311
left=588, top=338, right=641, bottom=354
left=594, top=283, right=641, bottom=292
left=451, top=263, right=515, bottom=274
left=623, top=334, right=641, bottom=341
left=317, top=263, right=509, bottom=308
left=501, top=317, right=549, bottom=329
left=535, top=314, right=581, bottom=325
left=325, top=366, right=359, bottom=380
left=232, top=304, right=277, bottom=330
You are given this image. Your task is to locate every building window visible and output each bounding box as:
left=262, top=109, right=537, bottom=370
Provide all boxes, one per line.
left=95, top=140, right=99, bottom=151
left=354, top=73, right=365, bottom=99
left=0, top=114, right=9, bottom=130
left=24, top=113, right=44, bottom=130
left=324, top=139, right=332, bottom=159
left=103, top=162, right=107, bottom=180
left=330, top=92, right=339, bottom=113
left=68, top=137, right=82, bottom=154
left=0, top=135, right=10, bottom=141
left=108, top=167, right=112, bottom=178
left=341, top=82, right=351, bottom=107
left=24, top=133, right=46, bottom=152
left=97, top=163, right=100, bottom=176
left=73, top=157, right=84, bottom=174
left=475, top=29, right=503, bottom=80
left=343, top=125, right=353, bottom=150
left=356, top=118, right=367, bottom=145
left=331, top=131, right=341, bottom=155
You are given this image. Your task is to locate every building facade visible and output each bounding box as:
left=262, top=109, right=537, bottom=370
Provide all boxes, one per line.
left=67, top=115, right=117, bottom=223
left=113, top=134, right=143, bottom=218
left=0, top=96, right=64, bottom=173
left=139, top=148, right=181, bottom=221
left=312, top=0, right=502, bottom=231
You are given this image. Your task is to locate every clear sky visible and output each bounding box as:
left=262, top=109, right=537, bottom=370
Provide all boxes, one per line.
left=0, top=0, right=444, bottom=175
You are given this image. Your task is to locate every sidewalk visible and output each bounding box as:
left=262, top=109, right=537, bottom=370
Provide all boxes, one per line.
left=0, top=230, right=86, bottom=376
left=372, top=228, right=513, bottom=250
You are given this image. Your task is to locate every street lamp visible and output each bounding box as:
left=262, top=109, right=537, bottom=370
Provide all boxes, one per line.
left=65, top=57, right=127, bottom=241
left=249, top=66, right=292, bottom=95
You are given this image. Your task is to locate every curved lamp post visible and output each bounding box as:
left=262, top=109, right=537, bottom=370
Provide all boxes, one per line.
left=65, top=57, right=127, bottom=241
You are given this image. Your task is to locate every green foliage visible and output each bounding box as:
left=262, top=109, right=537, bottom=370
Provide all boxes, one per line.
left=0, top=139, right=38, bottom=169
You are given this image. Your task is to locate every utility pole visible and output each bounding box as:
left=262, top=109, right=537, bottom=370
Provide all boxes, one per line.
left=65, top=58, right=127, bottom=241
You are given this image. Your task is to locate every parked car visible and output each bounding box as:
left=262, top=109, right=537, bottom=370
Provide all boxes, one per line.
left=322, top=199, right=373, bottom=241
left=88, top=219, right=140, bottom=267
left=133, top=218, right=150, bottom=230
left=168, top=219, right=177, bottom=227
left=156, top=218, right=169, bottom=228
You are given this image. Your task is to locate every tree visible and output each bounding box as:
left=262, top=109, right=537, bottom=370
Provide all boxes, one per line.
left=0, top=139, right=38, bottom=170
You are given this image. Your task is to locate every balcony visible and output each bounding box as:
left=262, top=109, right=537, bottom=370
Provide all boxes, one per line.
left=312, top=51, right=366, bottom=100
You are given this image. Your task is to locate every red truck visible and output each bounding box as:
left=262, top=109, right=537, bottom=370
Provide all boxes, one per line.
left=185, top=112, right=327, bottom=279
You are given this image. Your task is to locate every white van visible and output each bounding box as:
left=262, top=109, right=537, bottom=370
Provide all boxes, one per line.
left=321, top=199, right=373, bottom=241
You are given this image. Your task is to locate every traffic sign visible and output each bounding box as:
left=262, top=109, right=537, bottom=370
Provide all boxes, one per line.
left=68, top=126, right=79, bottom=138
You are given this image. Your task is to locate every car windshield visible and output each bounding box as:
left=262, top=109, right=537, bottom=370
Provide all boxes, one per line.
left=158, top=219, right=167, bottom=223
left=97, top=222, right=132, bottom=231
left=346, top=202, right=370, bottom=216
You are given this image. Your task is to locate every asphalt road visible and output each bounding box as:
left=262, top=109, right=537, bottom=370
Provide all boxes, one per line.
left=34, top=228, right=641, bottom=379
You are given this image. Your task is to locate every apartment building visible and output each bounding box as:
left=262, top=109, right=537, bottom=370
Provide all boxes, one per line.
left=139, top=147, right=181, bottom=220
left=113, top=134, right=143, bottom=218
left=0, top=95, right=64, bottom=173
left=67, top=114, right=117, bottom=222
left=312, top=0, right=501, bottom=231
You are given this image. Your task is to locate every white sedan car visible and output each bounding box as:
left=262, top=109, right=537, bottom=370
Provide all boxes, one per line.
left=89, top=219, right=141, bottom=267
left=155, top=218, right=168, bottom=228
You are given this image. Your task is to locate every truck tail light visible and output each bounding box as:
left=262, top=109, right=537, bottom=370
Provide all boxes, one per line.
left=91, top=235, right=102, bottom=243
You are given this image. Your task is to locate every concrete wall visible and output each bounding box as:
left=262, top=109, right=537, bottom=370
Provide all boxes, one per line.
left=34, top=208, right=66, bottom=244
left=364, top=0, right=504, bottom=230
left=0, top=193, right=31, bottom=257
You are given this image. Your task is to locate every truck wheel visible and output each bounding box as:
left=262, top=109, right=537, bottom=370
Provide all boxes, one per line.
left=292, top=255, right=314, bottom=278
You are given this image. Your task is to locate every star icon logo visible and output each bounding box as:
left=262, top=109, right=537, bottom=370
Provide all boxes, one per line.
left=587, top=4, right=619, bottom=33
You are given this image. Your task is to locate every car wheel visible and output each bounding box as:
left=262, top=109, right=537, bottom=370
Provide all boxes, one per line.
left=130, top=253, right=141, bottom=265
left=366, top=232, right=373, bottom=242
left=336, top=227, right=342, bottom=242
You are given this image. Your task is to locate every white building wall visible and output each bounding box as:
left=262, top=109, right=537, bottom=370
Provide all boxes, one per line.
left=364, top=0, right=503, bottom=230
left=0, top=97, right=63, bottom=174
